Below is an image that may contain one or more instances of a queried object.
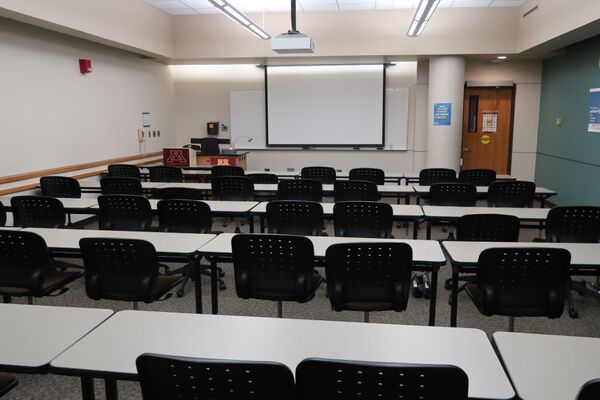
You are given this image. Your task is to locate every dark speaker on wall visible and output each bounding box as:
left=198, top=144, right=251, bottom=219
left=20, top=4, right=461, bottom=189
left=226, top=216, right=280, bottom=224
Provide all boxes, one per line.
left=207, top=121, right=219, bottom=135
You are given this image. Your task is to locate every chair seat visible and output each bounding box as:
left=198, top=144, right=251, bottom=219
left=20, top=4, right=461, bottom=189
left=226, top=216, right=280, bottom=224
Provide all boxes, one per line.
left=0, top=270, right=82, bottom=296
left=250, top=272, right=322, bottom=303
left=0, top=374, right=17, bottom=397
left=465, top=283, right=557, bottom=317
left=344, top=301, right=395, bottom=312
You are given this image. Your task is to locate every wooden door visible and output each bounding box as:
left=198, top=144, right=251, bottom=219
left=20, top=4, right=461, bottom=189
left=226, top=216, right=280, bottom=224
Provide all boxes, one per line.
left=461, top=87, right=514, bottom=174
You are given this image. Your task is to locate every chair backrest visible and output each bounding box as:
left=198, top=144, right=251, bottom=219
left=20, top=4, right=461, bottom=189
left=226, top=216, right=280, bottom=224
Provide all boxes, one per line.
left=97, top=195, right=153, bottom=231
left=266, top=201, right=324, bottom=236
left=349, top=168, right=385, bottom=185
left=211, top=165, right=245, bottom=177
left=10, top=196, right=66, bottom=228
left=40, top=176, right=81, bottom=198
left=277, top=179, right=323, bottom=202
left=419, top=168, right=457, bottom=185
left=100, top=177, right=144, bottom=195
left=429, top=183, right=477, bottom=207
left=577, top=378, right=600, bottom=400
left=157, top=200, right=212, bottom=233
left=247, top=173, right=278, bottom=184
left=108, top=164, right=141, bottom=180
left=334, top=180, right=378, bottom=202
left=155, top=187, right=203, bottom=200
left=545, top=206, right=600, bottom=243
left=476, top=247, right=570, bottom=318
left=333, top=201, right=393, bottom=238
left=200, top=137, right=220, bottom=154
left=211, top=176, right=254, bottom=201
left=325, top=242, right=413, bottom=312
left=458, top=169, right=496, bottom=186
left=296, top=358, right=469, bottom=400
left=80, top=238, right=159, bottom=302
left=487, top=181, right=535, bottom=207
left=148, top=166, right=183, bottom=183
left=0, top=231, right=51, bottom=296
left=301, top=166, right=336, bottom=184
left=136, top=353, right=295, bottom=400
left=232, top=234, right=315, bottom=302
left=457, top=214, right=520, bottom=242
left=0, top=201, right=6, bottom=227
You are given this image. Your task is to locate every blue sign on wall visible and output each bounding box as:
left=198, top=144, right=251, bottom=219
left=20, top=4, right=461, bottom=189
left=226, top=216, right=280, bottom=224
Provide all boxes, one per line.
left=433, top=103, right=452, bottom=126
left=589, top=88, right=600, bottom=133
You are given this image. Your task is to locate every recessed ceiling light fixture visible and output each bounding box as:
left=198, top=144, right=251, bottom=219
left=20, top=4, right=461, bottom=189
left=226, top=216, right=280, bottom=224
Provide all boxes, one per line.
left=497, top=55, right=508, bottom=60
left=207, top=0, right=270, bottom=39
left=407, top=0, right=440, bottom=37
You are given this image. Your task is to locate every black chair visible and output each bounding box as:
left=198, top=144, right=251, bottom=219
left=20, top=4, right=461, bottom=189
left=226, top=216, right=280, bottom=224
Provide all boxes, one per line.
left=80, top=238, right=183, bottom=309
left=40, top=176, right=81, bottom=198
left=325, top=242, right=413, bottom=322
left=0, top=231, right=81, bottom=304
left=100, top=177, right=143, bottom=195
left=10, top=196, right=66, bottom=228
left=0, top=374, right=17, bottom=397
left=266, top=201, right=324, bottom=236
left=0, top=201, right=6, bottom=227
left=148, top=166, right=183, bottom=183
left=334, top=180, right=378, bottom=202
left=296, top=358, right=468, bottom=400
left=157, top=200, right=212, bottom=233
left=211, top=165, right=244, bottom=177
left=465, top=247, right=570, bottom=331
left=211, top=176, right=254, bottom=201
left=333, top=201, right=393, bottom=238
left=97, top=195, right=153, bottom=231
left=419, top=168, right=457, bottom=185
left=247, top=173, right=278, bottom=184
left=108, top=164, right=141, bottom=180
left=277, top=179, right=323, bottom=202
left=349, top=167, right=385, bottom=185
left=429, top=183, right=477, bottom=207
left=155, top=187, right=203, bottom=200
left=301, top=166, right=336, bottom=184
left=487, top=181, right=536, bottom=207
left=136, top=354, right=295, bottom=400
left=232, top=234, right=322, bottom=318
left=459, top=169, right=496, bottom=186
left=577, top=378, right=600, bottom=400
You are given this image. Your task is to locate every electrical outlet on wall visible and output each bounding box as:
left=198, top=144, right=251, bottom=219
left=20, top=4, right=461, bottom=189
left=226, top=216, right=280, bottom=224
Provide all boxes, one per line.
left=555, top=117, right=562, bottom=127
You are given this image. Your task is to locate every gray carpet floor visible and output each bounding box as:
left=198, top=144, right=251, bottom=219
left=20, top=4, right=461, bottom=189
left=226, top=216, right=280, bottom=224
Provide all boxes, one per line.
left=4, top=214, right=600, bottom=399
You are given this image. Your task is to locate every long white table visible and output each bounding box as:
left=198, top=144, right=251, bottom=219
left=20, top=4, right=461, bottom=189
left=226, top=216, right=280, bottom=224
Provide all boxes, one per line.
left=0, top=304, right=112, bottom=374
left=78, top=179, right=164, bottom=192
left=442, top=241, right=600, bottom=326
left=403, top=173, right=516, bottom=183
left=199, top=233, right=446, bottom=325
left=494, top=331, right=600, bottom=400
left=413, top=185, right=557, bottom=207
left=50, top=311, right=515, bottom=400
left=22, top=228, right=216, bottom=313
left=0, top=196, right=98, bottom=214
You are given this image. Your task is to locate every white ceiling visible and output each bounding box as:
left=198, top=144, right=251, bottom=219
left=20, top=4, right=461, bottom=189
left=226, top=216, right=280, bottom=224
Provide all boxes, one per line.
left=145, top=0, right=527, bottom=15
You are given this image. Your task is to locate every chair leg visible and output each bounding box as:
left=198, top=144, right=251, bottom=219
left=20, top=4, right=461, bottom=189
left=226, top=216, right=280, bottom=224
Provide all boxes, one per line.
left=567, top=278, right=579, bottom=319
left=27, top=296, right=33, bottom=305
left=508, top=316, right=515, bottom=332
left=133, top=302, right=139, bottom=311
left=364, top=311, right=370, bottom=323
left=3, top=295, right=11, bottom=304
left=277, top=301, right=283, bottom=318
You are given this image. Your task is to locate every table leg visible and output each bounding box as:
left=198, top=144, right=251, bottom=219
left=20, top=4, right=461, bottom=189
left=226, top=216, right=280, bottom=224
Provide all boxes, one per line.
left=260, top=216, right=265, bottom=233
left=450, top=268, right=459, bottom=327
left=248, top=214, right=254, bottom=233
left=105, top=379, right=118, bottom=400
left=426, top=222, right=432, bottom=240
left=194, top=255, right=203, bottom=314
left=211, top=259, right=219, bottom=314
left=428, top=269, right=438, bottom=326
left=81, top=377, right=95, bottom=400
left=412, top=220, right=418, bottom=239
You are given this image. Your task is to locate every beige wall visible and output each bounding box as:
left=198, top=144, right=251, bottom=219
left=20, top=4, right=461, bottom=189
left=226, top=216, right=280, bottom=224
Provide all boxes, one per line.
left=0, top=19, right=174, bottom=176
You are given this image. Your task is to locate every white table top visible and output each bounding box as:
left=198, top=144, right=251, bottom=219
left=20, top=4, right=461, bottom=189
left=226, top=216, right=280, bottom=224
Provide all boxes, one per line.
left=251, top=202, right=423, bottom=217
left=442, top=241, right=600, bottom=266
left=0, top=196, right=98, bottom=210
left=422, top=206, right=550, bottom=221
left=23, top=228, right=216, bottom=255
left=118, top=199, right=257, bottom=213
left=51, top=311, right=514, bottom=399
left=200, top=233, right=446, bottom=264
left=78, top=179, right=164, bottom=189
left=494, top=331, right=600, bottom=400
left=0, top=304, right=112, bottom=371
left=404, top=173, right=515, bottom=180
left=157, top=183, right=414, bottom=194
left=413, top=185, right=556, bottom=195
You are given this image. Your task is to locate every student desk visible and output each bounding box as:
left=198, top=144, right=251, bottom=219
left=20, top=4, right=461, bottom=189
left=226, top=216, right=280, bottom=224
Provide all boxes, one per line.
left=51, top=311, right=515, bottom=400
left=412, top=185, right=557, bottom=207
left=77, top=179, right=164, bottom=193
left=0, top=196, right=98, bottom=215
left=403, top=173, right=516, bottom=184
left=420, top=206, right=550, bottom=239
left=199, top=233, right=446, bottom=325
left=493, top=331, right=600, bottom=400
left=250, top=202, right=424, bottom=237
left=21, top=228, right=216, bottom=314
left=0, top=304, right=112, bottom=374
left=442, top=241, right=600, bottom=326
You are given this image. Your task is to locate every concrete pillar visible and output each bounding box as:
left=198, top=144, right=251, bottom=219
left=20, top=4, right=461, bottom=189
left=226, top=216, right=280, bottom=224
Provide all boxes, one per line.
left=426, top=56, right=465, bottom=171
left=413, top=59, right=429, bottom=172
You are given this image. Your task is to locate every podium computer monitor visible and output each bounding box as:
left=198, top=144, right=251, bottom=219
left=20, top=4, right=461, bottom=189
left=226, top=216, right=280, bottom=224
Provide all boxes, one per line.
left=200, top=137, right=220, bottom=154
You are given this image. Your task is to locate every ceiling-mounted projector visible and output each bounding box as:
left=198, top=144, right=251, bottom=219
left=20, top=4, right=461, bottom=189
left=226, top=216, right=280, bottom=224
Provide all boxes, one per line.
left=272, top=0, right=314, bottom=54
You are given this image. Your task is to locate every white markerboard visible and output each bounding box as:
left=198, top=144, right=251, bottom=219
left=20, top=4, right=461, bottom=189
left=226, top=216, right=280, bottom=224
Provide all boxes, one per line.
left=230, top=88, right=408, bottom=150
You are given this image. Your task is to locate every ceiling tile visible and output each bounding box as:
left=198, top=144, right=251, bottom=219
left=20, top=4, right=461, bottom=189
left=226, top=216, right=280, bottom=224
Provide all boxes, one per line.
left=451, top=0, right=494, bottom=7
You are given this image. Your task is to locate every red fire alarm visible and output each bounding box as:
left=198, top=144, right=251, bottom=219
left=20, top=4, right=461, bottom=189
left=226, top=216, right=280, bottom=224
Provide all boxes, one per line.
left=79, top=59, right=92, bottom=74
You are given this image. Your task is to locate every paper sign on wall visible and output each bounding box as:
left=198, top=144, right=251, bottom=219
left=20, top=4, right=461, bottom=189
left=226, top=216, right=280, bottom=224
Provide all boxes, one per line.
left=589, top=88, right=600, bottom=133
left=482, top=112, right=498, bottom=133
left=433, top=103, right=452, bottom=126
